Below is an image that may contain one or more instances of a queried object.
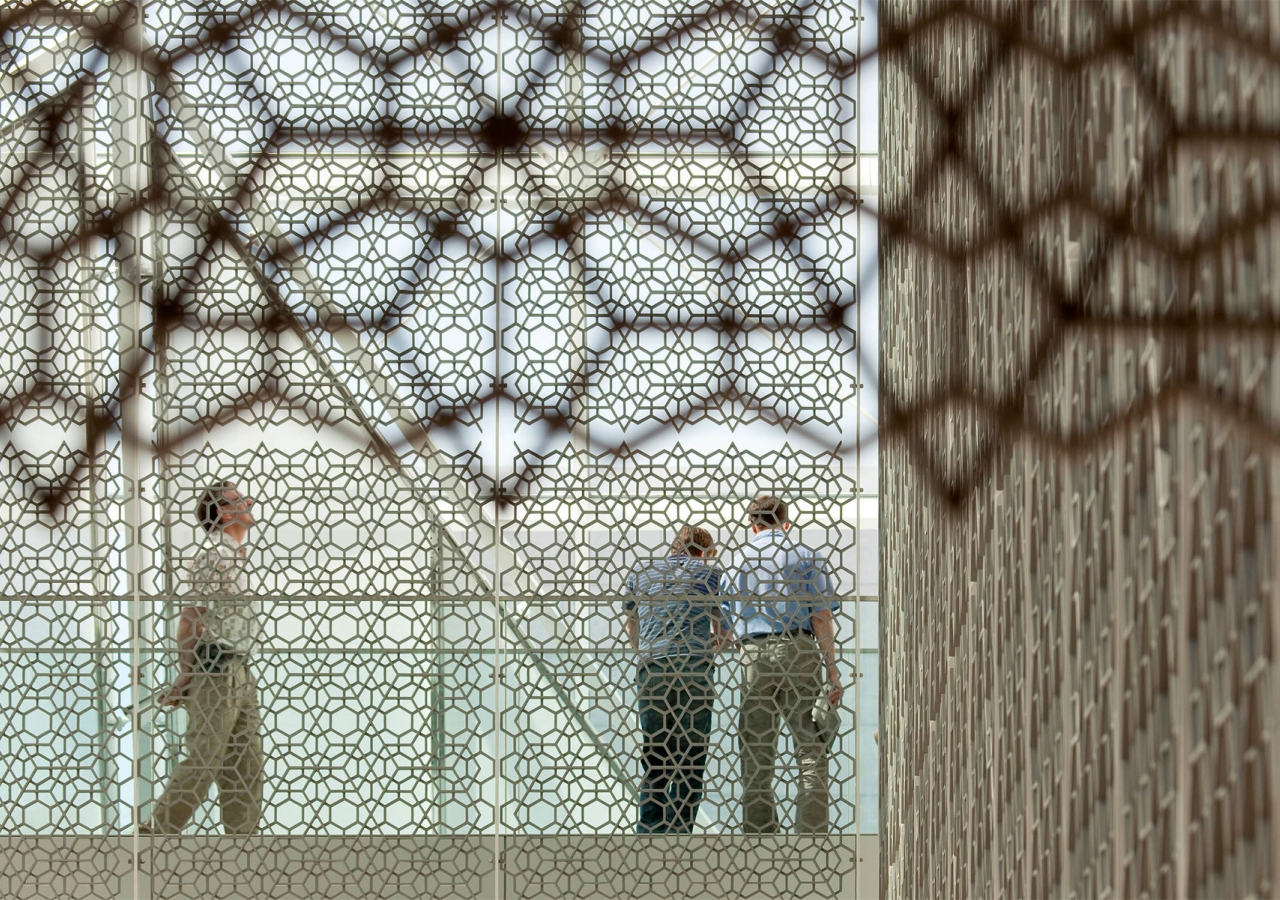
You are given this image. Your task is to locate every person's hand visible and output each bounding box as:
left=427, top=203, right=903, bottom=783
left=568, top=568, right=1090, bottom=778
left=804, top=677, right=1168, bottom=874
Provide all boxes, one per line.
left=826, top=666, right=843, bottom=708
left=159, top=674, right=193, bottom=707
left=713, top=630, right=738, bottom=653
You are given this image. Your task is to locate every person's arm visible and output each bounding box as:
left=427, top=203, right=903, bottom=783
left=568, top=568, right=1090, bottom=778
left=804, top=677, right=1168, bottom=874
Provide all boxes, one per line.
left=709, top=601, right=729, bottom=652
left=710, top=569, right=733, bottom=652
left=713, top=613, right=734, bottom=652
left=718, top=562, right=740, bottom=650
left=804, top=549, right=842, bottom=702
left=623, top=571, right=640, bottom=650
left=160, top=604, right=206, bottom=706
left=809, top=609, right=843, bottom=707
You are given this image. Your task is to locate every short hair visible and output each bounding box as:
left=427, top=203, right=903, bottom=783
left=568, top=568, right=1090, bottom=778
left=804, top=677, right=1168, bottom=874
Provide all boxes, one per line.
left=196, top=480, right=236, bottom=534
left=746, top=495, right=789, bottom=528
left=670, top=525, right=714, bottom=556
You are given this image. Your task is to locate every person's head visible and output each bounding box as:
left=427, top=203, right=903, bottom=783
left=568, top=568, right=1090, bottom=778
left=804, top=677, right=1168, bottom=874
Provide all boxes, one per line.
left=670, top=525, right=714, bottom=558
left=746, top=495, right=789, bottom=533
left=196, top=480, right=255, bottom=541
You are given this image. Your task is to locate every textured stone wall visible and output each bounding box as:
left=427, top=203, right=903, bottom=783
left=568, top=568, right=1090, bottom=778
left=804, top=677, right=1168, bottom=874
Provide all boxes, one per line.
left=881, top=2, right=1280, bottom=896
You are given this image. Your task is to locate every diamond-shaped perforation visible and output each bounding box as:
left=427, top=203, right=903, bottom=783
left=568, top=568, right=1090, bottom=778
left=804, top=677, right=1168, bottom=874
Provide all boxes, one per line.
left=881, top=2, right=1280, bottom=899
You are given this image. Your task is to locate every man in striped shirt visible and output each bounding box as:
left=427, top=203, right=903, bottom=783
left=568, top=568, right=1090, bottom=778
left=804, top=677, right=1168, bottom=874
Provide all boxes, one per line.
left=624, top=526, right=730, bottom=834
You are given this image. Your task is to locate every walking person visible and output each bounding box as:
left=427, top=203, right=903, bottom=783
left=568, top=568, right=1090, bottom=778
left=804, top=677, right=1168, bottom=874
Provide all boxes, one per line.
left=140, top=480, right=264, bottom=834
left=623, top=525, right=729, bottom=834
left=722, top=496, right=842, bottom=833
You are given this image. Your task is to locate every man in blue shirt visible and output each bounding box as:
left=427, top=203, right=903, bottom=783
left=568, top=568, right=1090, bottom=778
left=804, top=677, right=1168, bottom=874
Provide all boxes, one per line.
left=624, top=525, right=728, bottom=834
left=722, top=495, right=842, bottom=833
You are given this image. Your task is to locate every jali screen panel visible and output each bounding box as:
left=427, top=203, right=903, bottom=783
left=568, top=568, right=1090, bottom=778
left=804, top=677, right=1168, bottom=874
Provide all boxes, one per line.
left=0, top=1, right=876, bottom=897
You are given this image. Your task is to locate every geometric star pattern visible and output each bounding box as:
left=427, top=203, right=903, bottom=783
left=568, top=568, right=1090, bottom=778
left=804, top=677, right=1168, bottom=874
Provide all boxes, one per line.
left=3, top=1, right=875, bottom=897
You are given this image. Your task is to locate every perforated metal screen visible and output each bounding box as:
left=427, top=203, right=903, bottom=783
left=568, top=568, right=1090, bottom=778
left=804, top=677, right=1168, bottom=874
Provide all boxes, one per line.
left=1, top=2, right=876, bottom=897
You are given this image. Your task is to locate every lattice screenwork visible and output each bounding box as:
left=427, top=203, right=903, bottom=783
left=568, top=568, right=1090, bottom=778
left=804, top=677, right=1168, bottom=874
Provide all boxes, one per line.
left=882, top=1, right=1280, bottom=898
left=1, top=1, right=876, bottom=898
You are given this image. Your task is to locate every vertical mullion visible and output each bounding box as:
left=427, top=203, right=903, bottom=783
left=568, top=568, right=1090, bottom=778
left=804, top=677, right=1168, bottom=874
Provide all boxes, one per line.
left=493, top=7, right=507, bottom=895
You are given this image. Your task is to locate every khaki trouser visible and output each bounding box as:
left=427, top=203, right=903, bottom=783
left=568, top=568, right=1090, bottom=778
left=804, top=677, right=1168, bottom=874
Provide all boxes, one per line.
left=148, top=658, right=263, bottom=834
left=739, top=633, right=830, bottom=833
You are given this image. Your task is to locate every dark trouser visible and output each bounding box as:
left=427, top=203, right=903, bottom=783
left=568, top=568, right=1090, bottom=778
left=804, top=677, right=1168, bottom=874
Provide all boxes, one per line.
left=635, top=658, right=715, bottom=834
